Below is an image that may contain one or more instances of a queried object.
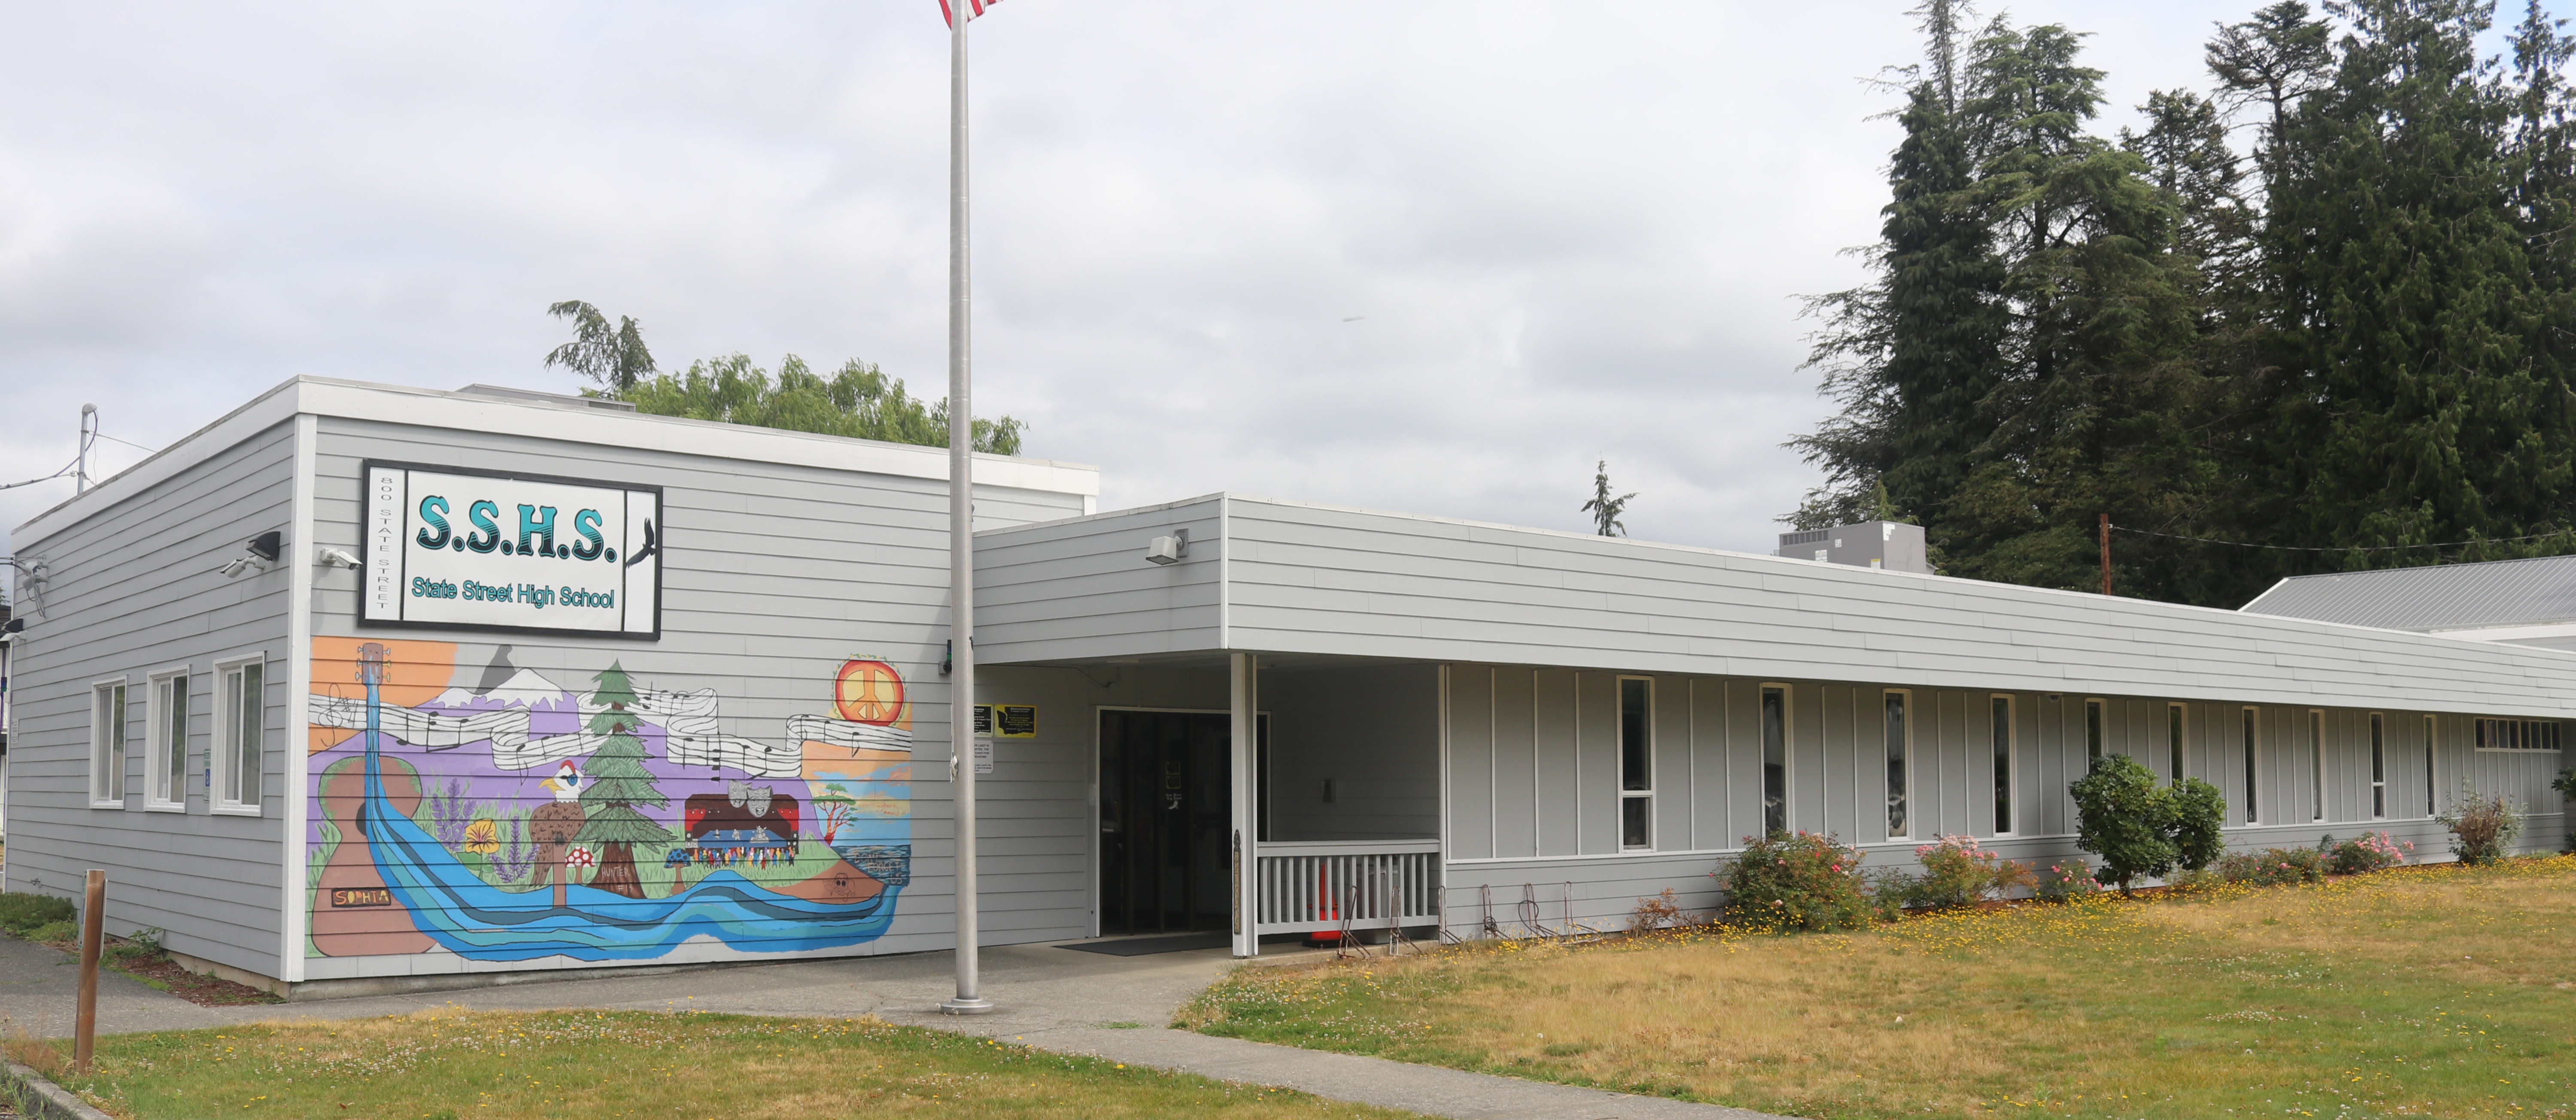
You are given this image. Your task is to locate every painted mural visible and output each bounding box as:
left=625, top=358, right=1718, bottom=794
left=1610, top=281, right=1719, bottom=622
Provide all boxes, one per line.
left=305, top=636, right=913, bottom=962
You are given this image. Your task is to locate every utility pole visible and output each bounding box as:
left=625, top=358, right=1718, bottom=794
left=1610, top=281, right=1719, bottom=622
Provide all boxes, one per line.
left=2099, top=514, right=2112, bottom=596
left=939, top=0, right=993, bottom=1017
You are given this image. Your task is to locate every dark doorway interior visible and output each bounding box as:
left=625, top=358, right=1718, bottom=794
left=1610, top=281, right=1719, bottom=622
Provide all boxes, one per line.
left=1097, top=709, right=1254, bottom=936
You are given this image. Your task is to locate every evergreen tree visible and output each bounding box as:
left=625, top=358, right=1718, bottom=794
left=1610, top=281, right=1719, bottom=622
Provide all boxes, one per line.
left=1583, top=460, right=1635, bottom=537
left=574, top=661, right=670, bottom=900
left=2261, top=0, right=2576, bottom=563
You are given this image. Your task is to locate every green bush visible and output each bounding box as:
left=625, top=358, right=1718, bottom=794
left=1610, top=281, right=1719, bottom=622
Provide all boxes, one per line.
left=2437, top=785, right=2525, bottom=865
left=2218, top=846, right=2327, bottom=886
left=0, top=893, right=75, bottom=938
left=1717, top=831, right=1873, bottom=932
left=2322, top=831, right=2412, bottom=875
left=2068, top=755, right=2230, bottom=894
left=2034, top=858, right=2101, bottom=902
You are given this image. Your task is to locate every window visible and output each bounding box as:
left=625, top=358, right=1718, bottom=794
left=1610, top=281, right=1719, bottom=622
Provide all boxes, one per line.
left=215, top=657, right=265, bottom=813
left=146, top=668, right=190, bottom=811
left=90, top=681, right=128, bottom=806
left=1618, top=677, right=1652, bottom=850
left=1760, top=686, right=1787, bottom=837
left=2424, top=715, right=2437, bottom=816
left=1885, top=691, right=1911, bottom=839
left=2369, top=712, right=2386, bottom=820
left=2241, top=707, right=2260, bottom=824
left=2474, top=718, right=2564, bottom=752
left=2168, top=704, right=2186, bottom=785
left=2309, top=710, right=2326, bottom=823
left=1991, top=695, right=2015, bottom=836
left=2084, top=699, right=2105, bottom=765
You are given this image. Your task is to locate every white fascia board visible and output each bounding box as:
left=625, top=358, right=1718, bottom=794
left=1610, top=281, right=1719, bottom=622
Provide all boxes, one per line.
left=16, top=376, right=1099, bottom=547
left=2427, top=621, right=2576, bottom=643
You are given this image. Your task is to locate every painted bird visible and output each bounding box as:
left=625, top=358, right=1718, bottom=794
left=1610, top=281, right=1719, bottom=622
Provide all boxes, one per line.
left=543, top=761, right=583, bottom=802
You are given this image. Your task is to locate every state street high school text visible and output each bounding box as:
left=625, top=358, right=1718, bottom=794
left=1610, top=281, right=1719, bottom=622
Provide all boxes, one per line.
left=4, top=377, right=2568, bottom=998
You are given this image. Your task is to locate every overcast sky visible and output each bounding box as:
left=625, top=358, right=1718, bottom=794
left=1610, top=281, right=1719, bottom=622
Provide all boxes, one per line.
left=1, top=0, right=2337, bottom=560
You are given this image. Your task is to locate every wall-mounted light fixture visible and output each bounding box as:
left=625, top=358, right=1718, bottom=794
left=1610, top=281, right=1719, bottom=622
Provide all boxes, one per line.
left=1145, top=528, right=1190, bottom=566
left=219, top=530, right=284, bottom=578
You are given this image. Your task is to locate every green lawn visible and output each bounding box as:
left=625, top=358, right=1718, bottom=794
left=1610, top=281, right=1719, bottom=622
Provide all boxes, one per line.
left=21, top=1011, right=1422, bottom=1120
left=1179, top=856, right=2576, bottom=1119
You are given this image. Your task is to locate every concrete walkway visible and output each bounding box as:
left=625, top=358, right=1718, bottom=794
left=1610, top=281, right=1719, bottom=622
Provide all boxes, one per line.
left=0, top=937, right=1789, bottom=1120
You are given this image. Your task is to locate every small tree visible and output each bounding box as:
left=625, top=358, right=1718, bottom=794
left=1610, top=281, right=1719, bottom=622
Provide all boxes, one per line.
left=2069, top=755, right=2176, bottom=894
left=2069, top=756, right=2230, bottom=895
left=1582, top=460, right=1634, bottom=537
left=2437, top=782, right=2525, bottom=866
left=574, top=662, right=671, bottom=898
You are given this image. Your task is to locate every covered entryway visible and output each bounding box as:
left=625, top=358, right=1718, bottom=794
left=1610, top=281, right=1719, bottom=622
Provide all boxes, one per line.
left=1096, top=709, right=1241, bottom=936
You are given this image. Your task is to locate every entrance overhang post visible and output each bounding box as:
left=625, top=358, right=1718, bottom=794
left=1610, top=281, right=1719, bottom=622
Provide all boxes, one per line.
left=1230, top=652, right=1259, bottom=958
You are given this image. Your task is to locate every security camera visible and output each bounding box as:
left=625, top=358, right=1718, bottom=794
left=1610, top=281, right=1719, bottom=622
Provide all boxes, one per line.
left=316, top=548, right=363, bottom=570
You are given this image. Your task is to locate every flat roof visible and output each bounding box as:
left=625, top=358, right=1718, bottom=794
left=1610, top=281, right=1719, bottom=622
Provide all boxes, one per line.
left=14, top=376, right=1099, bottom=547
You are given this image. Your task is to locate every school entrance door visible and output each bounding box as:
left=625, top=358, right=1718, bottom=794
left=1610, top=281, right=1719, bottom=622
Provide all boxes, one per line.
left=1096, top=709, right=1261, bottom=936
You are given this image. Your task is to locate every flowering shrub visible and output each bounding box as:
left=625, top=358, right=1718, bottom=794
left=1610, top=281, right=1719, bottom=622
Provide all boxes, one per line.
left=2438, top=785, right=2525, bottom=865
left=1887, top=835, right=2035, bottom=910
left=1716, top=831, right=1872, bottom=932
left=2034, top=859, right=2101, bottom=902
left=2217, top=846, right=2327, bottom=886
left=2324, top=831, right=2411, bottom=875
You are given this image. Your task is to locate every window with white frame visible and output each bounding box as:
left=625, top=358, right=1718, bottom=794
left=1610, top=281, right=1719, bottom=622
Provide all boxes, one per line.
left=1991, top=695, right=2016, bottom=836
left=2309, top=710, right=2326, bottom=823
left=2085, top=699, right=2105, bottom=764
left=1760, top=686, right=1788, bottom=837
left=2369, top=712, right=2387, bottom=820
left=2168, top=703, right=2186, bottom=785
left=2423, top=715, right=2437, bottom=816
left=1885, top=690, right=1911, bottom=839
left=90, top=680, right=128, bottom=806
left=2241, top=707, right=2260, bottom=824
left=215, top=656, right=265, bottom=813
left=146, top=668, right=189, bottom=811
left=2474, top=718, right=2564, bottom=752
left=1617, top=677, right=1653, bottom=850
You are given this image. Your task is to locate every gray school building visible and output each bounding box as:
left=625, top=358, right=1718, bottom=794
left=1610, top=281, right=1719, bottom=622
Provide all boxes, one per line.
left=3, top=376, right=2570, bottom=997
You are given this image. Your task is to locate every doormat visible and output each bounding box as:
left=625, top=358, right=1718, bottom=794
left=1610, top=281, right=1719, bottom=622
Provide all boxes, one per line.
left=1056, top=932, right=1231, bottom=956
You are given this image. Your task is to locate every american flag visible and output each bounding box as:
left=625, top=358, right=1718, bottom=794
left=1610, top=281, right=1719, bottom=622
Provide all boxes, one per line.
left=938, top=0, right=998, bottom=26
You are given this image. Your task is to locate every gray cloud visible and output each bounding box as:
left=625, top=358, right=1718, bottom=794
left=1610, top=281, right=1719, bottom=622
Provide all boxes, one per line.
left=0, top=0, right=2262, bottom=560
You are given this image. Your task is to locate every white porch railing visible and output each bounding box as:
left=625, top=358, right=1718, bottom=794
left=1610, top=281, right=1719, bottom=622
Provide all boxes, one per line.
left=1254, top=839, right=1441, bottom=935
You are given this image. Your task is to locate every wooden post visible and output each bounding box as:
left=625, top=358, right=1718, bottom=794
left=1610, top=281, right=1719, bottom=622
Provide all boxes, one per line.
left=75, top=869, right=104, bottom=1073
left=2099, top=514, right=2113, bottom=596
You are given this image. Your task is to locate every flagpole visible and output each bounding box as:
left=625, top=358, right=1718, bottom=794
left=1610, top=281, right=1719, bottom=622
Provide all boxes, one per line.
left=939, top=0, right=993, bottom=1017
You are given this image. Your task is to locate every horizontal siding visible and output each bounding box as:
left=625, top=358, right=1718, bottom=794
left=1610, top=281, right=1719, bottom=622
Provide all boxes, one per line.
left=3, top=420, right=298, bottom=978
left=975, top=499, right=1227, bottom=664
left=1171, top=498, right=2576, bottom=720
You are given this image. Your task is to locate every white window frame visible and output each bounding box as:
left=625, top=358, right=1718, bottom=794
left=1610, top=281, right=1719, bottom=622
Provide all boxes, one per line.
left=2309, top=709, right=2327, bottom=823
left=144, top=665, right=191, bottom=812
left=1990, top=693, right=2017, bottom=837
left=1759, top=683, right=1792, bottom=838
left=213, top=652, right=268, bottom=816
left=2240, top=706, right=2262, bottom=825
left=2084, top=697, right=2107, bottom=764
left=2367, top=712, right=2387, bottom=821
left=2167, top=702, right=2187, bottom=786
left=90, top=677, right=130, bottom=808
left=1883, top=688, right=1914, bottom=840
left=1616, top=676, right=1655, bottom=852
left=2423, top=714, right=2438, bottom=817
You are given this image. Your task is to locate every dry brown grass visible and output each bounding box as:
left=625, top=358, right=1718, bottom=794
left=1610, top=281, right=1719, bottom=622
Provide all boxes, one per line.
left=1185, top=856, right=2576, bottom=1118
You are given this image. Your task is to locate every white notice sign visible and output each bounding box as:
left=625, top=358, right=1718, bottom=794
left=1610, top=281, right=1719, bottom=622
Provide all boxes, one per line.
left=361, top=460, right=663, bottom=638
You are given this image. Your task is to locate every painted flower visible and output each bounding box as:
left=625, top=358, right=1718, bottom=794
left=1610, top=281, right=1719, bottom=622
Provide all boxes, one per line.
left=462, top=818, right=500, bottom=855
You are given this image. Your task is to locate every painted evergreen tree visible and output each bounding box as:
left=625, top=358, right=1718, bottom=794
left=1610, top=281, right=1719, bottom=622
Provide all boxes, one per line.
left=574, top=661, right=669, bottom=899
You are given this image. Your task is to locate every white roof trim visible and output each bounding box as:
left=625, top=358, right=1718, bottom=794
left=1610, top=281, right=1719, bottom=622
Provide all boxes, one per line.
left=15, top=376, right=1098, bottom=546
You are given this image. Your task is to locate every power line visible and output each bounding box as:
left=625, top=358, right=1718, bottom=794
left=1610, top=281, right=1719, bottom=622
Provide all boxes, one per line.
left=2109, top=523, right=2572, bottom=554
left=0, top=455, right=79, bottom=493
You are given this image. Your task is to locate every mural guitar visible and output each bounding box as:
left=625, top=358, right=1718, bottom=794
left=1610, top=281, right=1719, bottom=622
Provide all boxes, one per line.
left=306, top=638, right=913, bottom=962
